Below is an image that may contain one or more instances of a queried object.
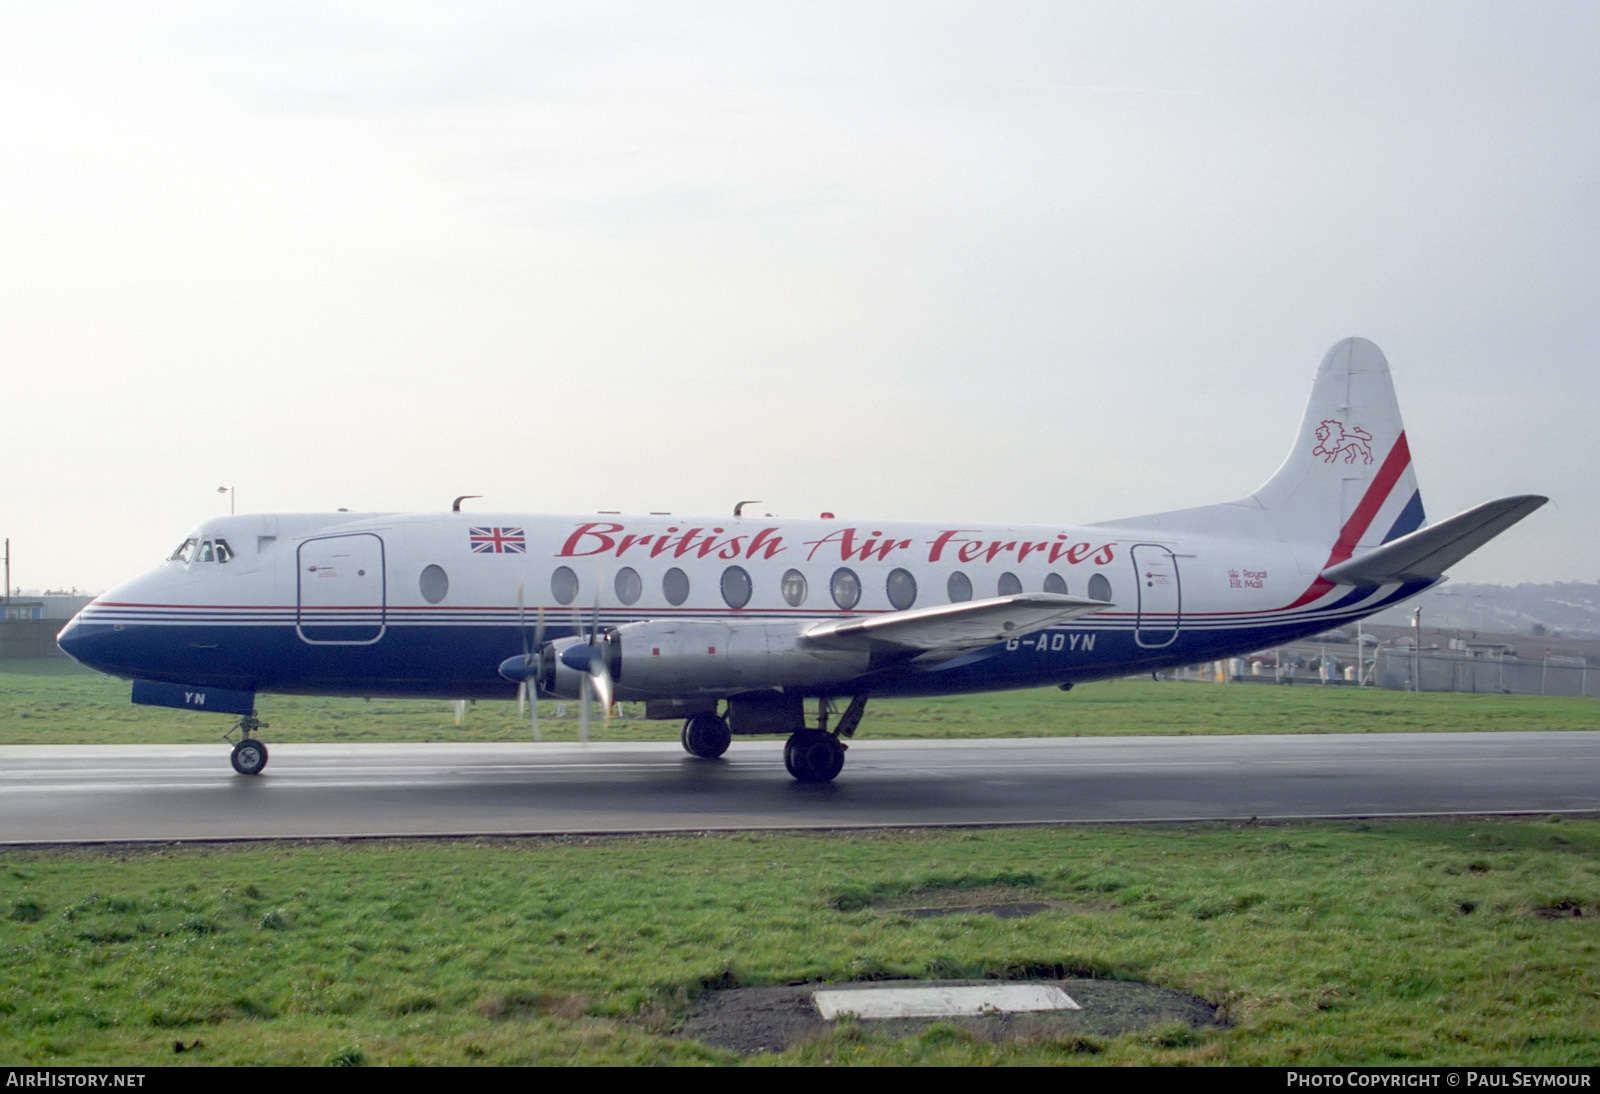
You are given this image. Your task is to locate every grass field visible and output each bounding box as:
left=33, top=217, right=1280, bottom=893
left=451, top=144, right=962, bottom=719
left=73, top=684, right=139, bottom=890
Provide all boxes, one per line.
left=3, top=659, right=1596, bottom=1066
left=2, top=820, right=1596, bottom=1066
left=2, top=658, right=1593, bottom=745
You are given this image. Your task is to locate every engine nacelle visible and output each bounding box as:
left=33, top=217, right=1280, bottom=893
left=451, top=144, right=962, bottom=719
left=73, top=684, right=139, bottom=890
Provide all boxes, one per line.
left=608, top=619, right=870, bottom=698
left=538, top=635, right=605, bottom=701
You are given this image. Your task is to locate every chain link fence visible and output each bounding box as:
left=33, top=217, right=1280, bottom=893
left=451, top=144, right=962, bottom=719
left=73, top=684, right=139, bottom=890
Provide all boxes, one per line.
left=1373, top=647, right=1595, bottom=697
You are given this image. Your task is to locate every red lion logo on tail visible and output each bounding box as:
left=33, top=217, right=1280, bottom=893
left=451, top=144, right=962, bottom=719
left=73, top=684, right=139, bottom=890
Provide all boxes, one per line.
left=1313, top=419, right=1373, bottom=464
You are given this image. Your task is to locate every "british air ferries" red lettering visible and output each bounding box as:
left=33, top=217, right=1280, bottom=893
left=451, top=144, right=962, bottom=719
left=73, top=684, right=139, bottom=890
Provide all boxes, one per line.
left=556, top=522, right=1117, bottom=567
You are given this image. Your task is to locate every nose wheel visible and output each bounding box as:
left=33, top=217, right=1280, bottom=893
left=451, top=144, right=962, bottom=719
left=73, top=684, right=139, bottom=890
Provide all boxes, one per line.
left=228, top=714, right=270, bottom=776
left=230, top=738, right=269, bottom=775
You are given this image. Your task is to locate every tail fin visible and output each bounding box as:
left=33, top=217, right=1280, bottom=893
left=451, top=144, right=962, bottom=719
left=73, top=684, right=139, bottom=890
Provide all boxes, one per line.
left=1251, top=337, right=1425, bottom=558
left=1102, top=337, right=1544, bottom=587
left=1256, top=337, right=1545, bottom=589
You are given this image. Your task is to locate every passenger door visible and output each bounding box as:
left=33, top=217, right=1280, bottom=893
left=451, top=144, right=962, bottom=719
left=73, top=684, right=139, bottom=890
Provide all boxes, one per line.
left=1132, top=543, right=1180, bottom=649
left=296, top=533, right=386, bottom=644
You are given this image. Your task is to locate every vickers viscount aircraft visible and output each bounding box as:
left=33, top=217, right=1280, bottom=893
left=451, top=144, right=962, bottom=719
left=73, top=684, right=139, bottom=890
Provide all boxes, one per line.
left=58, top=338, right=1545, bottom=783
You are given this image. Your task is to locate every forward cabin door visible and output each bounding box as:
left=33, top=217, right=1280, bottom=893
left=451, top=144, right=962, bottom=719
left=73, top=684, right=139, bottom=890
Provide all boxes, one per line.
left=296, top=533, right=387, bottom=644
left=1132, top=543, right=1180, bottom=649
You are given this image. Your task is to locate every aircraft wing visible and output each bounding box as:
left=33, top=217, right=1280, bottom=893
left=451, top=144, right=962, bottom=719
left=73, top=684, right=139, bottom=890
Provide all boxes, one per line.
left=1320, top=494, right=1548, bottom=586
left=800, top=592, right=1110, bottom=656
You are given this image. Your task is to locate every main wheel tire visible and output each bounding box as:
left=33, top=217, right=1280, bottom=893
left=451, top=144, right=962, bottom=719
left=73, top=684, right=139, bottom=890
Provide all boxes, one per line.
left=681, top=713, right=732, bottom=759
left=783, top=729, right=845, bottom=783
left=230, top=738, right=269, bottom=776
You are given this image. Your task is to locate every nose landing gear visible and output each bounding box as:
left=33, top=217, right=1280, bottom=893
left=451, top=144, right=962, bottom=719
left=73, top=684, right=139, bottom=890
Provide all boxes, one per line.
left=228, top=715, right=270, bottom=776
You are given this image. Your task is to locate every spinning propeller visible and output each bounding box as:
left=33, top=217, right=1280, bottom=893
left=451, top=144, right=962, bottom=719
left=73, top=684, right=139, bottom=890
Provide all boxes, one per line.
left=560, top=592, right=614, bottom=742
left=514, top=583, right=546, bottom=740
left=498, top=575, right=614, bottom=743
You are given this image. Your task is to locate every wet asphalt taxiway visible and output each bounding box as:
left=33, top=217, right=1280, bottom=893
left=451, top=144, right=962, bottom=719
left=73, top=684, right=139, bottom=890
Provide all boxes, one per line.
left=3, top=732, right=1596, bottom=843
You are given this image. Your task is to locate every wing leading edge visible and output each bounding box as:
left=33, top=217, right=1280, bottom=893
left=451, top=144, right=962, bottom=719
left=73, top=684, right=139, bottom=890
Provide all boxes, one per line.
left=801, top=592, right=1111, bottom=657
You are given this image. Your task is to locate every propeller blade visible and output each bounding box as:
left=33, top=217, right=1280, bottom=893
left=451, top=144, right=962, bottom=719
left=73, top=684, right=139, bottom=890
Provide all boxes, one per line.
left=579, top=578, right=607, bottom=740
left=514, top=586, right=550, bottom=741
left=514, top=581, right=530, bottom=726
left=591, top=659, right=614, bottom=713
left=530, top=601, right=546, bottom=741
left=534, top=606, right=547, bottom=738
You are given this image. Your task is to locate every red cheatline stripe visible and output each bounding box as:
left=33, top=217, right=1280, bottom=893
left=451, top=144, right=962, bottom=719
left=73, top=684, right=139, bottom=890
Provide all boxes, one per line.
left=1282, top=432, right=1412, bottom=610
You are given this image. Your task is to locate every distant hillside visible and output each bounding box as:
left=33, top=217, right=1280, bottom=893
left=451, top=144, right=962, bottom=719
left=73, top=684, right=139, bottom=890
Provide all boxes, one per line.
left=1367, top=581, right=1600, bottom=639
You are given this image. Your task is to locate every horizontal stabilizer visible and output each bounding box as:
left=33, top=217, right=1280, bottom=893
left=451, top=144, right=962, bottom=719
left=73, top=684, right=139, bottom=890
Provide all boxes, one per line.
left=802, top=593, right=1110, bottom=655
left=1319, top=495, right=1547, bottom=586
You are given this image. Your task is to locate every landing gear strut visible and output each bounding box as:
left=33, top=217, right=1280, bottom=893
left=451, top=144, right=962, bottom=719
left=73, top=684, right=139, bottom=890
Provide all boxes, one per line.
left=782, top=694, right=868, bottom=783
left=681, top=712, right=732, bottom=759
left=676, top=695, right=869, bottom=781
left=228, top=714, right=269, bottom=776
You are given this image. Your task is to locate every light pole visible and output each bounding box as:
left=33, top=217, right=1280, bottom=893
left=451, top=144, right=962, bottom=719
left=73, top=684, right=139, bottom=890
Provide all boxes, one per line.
left=1412, top=605, right=1422, bottom=692
left=218, top=486, right=235, bottom=515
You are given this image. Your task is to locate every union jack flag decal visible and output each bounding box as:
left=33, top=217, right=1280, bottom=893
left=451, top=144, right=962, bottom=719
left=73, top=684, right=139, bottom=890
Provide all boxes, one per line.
left=469, top=526, right=526, bottom=554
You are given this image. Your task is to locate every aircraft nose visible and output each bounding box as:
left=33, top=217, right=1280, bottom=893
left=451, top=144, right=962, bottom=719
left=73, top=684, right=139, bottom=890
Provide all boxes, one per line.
left=56, top=613, right=88, bottom=666
left=55, top=607, right=125, bottom=675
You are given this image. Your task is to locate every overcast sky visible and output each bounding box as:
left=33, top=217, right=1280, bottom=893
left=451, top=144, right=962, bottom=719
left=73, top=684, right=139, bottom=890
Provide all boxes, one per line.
left=4, top=1, right=1595, bottom=594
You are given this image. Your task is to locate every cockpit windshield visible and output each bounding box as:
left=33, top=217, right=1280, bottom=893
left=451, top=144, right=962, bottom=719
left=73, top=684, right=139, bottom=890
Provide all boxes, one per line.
left=168, top=537, right=234, bottom=565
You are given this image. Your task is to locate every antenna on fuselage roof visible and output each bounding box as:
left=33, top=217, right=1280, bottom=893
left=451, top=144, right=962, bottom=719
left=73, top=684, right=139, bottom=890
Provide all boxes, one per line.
left=452, top=495, right=482, bottom=513
left=733, top=500, right=761, bottom=517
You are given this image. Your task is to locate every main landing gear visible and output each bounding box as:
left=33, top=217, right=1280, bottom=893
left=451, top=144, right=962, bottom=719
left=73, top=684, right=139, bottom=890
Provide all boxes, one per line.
left=680, top=695, right=869, bottom=783
left=783, top=694, right=868, bottom=784
left=681, top=712, right=732, bottom=759
left=228, top=714, right=269, bottom=776
left=783, top=730, right=845, bottom=783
